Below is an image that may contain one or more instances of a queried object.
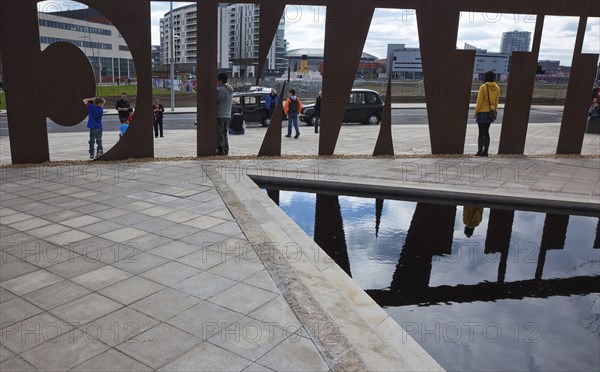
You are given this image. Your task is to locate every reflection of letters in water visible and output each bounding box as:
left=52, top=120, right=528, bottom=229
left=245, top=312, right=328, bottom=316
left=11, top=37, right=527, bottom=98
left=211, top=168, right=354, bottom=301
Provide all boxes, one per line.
left=266, top=191, right=599, bottom=307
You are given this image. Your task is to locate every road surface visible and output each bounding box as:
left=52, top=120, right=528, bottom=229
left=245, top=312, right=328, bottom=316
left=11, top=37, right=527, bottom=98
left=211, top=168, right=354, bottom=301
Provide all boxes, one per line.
left=0, top=107, right=564, bottom=136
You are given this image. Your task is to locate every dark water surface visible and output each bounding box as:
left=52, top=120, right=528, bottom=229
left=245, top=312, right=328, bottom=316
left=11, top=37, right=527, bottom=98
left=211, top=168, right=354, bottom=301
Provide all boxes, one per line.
left=264, top=189, right=600, bottom=372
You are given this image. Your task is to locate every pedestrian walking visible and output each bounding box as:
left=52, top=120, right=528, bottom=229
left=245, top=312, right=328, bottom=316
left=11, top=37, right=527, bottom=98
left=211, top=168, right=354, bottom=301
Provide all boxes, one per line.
left=266, top=88, right=279, bottom=119
left=217, top=72, right=234, bottom=155
left=116, top=93, right=133, bottom=124
left=473, top=71, right=500, bottom=156
left=153, top=98, right=165, bottom=138
left=314, top=91, right=322, bottom=134
left=284, top=89, right=302, bottom=139
left=83, top=97, right=105, bottom=159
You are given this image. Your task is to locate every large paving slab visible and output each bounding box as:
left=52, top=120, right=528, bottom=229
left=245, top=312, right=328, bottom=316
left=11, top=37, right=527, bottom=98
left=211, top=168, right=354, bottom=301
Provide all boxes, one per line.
left=1, top=120, right=599, bottom=371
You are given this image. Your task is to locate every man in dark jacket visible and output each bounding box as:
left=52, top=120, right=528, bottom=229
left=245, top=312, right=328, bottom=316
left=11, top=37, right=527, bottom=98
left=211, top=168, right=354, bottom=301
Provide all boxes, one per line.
left=265, top=88, right=279, bottom=119
left=217, top=73, right=234, bottom=155
left=153, top=98, right=165, bottom=138
left=116, top=93, right=133, bottom=124
left=283, top=89, right=302, bottom=139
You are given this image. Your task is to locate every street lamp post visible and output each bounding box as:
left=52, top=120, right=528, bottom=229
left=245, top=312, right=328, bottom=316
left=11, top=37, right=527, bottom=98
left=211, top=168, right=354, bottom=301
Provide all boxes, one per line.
left=170, top=1, right=175, bottom=111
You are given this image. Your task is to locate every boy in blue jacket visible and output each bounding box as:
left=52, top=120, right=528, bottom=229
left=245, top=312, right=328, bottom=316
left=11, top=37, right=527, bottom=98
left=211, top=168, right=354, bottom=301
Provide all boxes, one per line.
left=83, top=97, right=106, bottom=159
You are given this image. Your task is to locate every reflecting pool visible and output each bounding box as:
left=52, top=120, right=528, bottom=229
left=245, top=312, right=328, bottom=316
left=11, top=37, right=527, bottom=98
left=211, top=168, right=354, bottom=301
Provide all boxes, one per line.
left=264, top=189, right=600, bottom=372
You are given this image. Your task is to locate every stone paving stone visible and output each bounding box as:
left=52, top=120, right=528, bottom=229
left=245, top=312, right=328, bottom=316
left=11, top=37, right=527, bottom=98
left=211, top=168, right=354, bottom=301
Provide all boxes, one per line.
left=130, top=288, right=201, bottom=322
left=167, top=301, right=245, bottom=340
left=1, top=312, right=67, bottom=354
left=71, top=266, right=133, bottom=291
left=90, top=207, right=130, bottom=220
left=242, top=363, right=275, bottom=371
left=182, top=215, right=227, bottom=230
left=72, top=349, right=152, bottom=372
left=0, top=344, right=13, bottom=362
left=139, top=205, right=178, bottom=217
left=208, top=220, right=244, bottom=236
left=0, top=356, right=38, bottom=371
left=23, top=280, right=91, bottom=310
left=0, top=232, right=37, bottom=245
left=112, top=252, right=169, bottom=274
left=209, top=283, right=279, bottom=316
left=161, top=210, right=202, bottom=223
left=45, top=254, right=105, bottom=279
left=173, top=271, right=237, bottom=300
left=244, top=270, right=280, bottom=294
left=0, top=213, right=35, bottom=225
left=19, top=243, right=79, bottom=268
left=98, top=276, right=165, bottom=305
left=206, top=317, right=289, bottom=362
left=154, top=223, right=202, bottom=240
left=0, top=298, right=43, bottom=327
left=49, top=293, right=122, bottom=325
left=38, top=209, right=83, bottom=222
left=179, top=230, right=230, bottom=250
left=208, top=256, right=265, bottom=282
left=121, top=200, right=156, bottom=212
left=60, top=215, right=102, bottom=229
left=8, top=217, right=51, bottom=232
left=110, top=212, right=153, bottom=226
left=44, top=229, right=92, bottom=246
left=26, top=223, right=71, bottom=239
left=159, top=341, right=253, bottom=372
left=20, top=328, right=109, bottom=371
left=102, top=227, right=147, bottom=243
left=0, top=287, right=17, bottom=303
left=121, top=233, right=175, bottom=252
left=0, top=270, right=63, bottom=296
left=116, top=323, right=201, bottom=369
left=209, top=208, right=236, bottom=221
left=0, top=259, right=39, bottom=282
left=140, top=261, right=200, bottom=286
left=256, top=335, right=329, bottom=372
left=81, top=307, right=160, bottom=347
left=78, top=220, right=123, bottom=235
left=148, top=240, right=202, bottom=260
left=248, top=295, right=303, bottom=327
left=132, top=217, right=177, bottom=234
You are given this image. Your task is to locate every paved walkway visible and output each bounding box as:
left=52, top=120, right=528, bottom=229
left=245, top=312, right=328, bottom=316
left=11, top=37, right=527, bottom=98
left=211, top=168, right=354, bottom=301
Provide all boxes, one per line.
left=1, top=123, right=599, bottom=371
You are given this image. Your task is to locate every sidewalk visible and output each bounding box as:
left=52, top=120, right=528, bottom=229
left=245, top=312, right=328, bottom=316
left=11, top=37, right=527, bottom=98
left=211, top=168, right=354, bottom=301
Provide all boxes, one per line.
left=1, top=103, right=531, bottom=116
left=1, top=124, right=598, bottom=371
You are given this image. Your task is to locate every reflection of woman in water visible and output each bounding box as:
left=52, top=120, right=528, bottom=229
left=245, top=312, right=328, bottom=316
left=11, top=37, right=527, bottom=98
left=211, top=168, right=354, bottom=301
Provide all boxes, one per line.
left=463, top=206, right=483, bottom=238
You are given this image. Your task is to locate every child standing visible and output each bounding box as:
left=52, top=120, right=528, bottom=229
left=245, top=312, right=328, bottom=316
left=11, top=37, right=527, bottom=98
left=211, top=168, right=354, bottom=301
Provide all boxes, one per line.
left=83, top=97, right=105, bottom=159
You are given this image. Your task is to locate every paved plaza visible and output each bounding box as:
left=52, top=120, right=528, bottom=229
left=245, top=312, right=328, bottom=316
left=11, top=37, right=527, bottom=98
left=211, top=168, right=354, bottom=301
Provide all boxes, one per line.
left=0, top=120, right=599, bottom=371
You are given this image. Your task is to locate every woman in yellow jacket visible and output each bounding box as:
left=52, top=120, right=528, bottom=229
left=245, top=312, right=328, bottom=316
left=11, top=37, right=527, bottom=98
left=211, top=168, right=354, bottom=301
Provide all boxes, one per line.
left=473, top=71, right=500, bottom=156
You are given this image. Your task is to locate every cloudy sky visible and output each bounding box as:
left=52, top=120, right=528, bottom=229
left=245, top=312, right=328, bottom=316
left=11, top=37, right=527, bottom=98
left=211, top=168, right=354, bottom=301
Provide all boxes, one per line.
left=38, top=1, right=599, bottom=66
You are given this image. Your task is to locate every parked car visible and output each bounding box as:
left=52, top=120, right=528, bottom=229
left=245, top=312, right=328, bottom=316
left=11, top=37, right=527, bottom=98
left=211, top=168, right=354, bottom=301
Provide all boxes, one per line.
left=231, top=91, right=283, bottom=127
left=299, top=89, right=384, bottom=126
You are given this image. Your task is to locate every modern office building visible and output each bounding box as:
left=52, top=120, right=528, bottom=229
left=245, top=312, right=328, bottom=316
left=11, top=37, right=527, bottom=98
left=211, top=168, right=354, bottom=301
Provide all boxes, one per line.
left=159, top=4, right=287, bottom=78
left=37, top=9, right=135, bottom=83
left=500, top=30, right=532, bottom=54
left=228, top=3, right=287, bottom=78
left=160, top=3, right=230, bottom=74
left=387, top=44, right=422, bottom=79
left=387, top=43, right=509, bottom=81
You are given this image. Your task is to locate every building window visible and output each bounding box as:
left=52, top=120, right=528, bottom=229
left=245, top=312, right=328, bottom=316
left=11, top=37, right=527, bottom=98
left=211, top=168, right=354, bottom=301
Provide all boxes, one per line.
left=38, top=18, right=111, bottom=36
left=119, top=45, right=129, bottom=51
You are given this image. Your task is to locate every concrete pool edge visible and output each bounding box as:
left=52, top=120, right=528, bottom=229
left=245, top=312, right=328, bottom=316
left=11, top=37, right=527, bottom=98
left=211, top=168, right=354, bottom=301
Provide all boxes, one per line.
left=205, top=165, right=446, bottom=371
left=249, top=174, right=600, bottom=215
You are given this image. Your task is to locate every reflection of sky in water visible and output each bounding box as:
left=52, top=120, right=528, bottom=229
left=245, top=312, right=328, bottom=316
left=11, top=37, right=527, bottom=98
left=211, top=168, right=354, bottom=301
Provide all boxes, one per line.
left=269, top=190, right=600, bottom=371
